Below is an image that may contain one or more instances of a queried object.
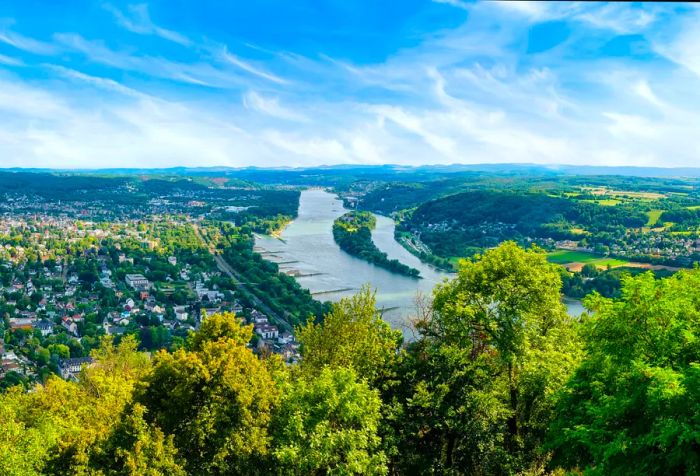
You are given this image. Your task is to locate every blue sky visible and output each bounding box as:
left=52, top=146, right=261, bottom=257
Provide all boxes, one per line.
left=0, top=1, right=698, bottom=168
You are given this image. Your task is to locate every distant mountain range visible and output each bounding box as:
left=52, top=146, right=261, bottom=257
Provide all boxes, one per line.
left=3, top=163, right=700, bottom=178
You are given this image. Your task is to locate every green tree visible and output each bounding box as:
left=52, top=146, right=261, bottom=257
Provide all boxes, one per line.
left=272, top=367, right=387, bottom=475
left=188, top=311, right=251, bottom=350
left=549, top=270, right=700, bottom=474
left=137, top=312, right=279, bottom=475
left=0, top=336, right=151, bottom=475
left=88, top=404, right=185, bottom=476
left=393, top=242, right=581, bottom=474
left=0, top=386, right=55, bottom=475
left=297, top=286, right=403, bottom=390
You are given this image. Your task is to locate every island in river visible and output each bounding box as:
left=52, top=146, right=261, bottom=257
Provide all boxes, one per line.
left=333, top=211, right=421, bottom=278
left=254, top=189, right=584, bottom=337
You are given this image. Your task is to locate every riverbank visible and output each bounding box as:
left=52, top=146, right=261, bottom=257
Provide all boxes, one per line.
left=254, top=190, right=583, bottom=338
left=269, top=217, right=292, bottom=239
left=394, top=228, right=456, bottom=272
left=333, top=211, right=421, bottom=278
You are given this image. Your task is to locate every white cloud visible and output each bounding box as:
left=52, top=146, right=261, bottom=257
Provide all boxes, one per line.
left=219, top=48, right=288, bottom=85
left=243, top=91, right=308, bottom=122
left=431, top=0, right=469, bottom=11
left=1, top=2, right=700, bottom=169
left=0, top=53, right=22, bottom=66
left=103, top=3, right=192, bottom=46
left=653, top=11, right=700, bottom=79
left=0, top=28, right=57, bottom=55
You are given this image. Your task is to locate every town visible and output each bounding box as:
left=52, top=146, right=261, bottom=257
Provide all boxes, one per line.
left=0, top=200, right=309, bottom=389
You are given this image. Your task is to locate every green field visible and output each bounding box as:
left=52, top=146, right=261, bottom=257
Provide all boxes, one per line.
left=580, top=199, right=620, bottom=206
left=646, top=209, right=663, bottom=227
left=547, top=250, right=628, bottom=268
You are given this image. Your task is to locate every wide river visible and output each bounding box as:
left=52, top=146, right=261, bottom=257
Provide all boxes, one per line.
left=255, top=189, right=584, bottom=336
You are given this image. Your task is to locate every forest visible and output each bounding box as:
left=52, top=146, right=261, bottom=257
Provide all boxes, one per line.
left=3, top=242, right=699, bottom=475
left=332, top=211, right=420, bottom=278
left=401, top=189, right=648, bottom=258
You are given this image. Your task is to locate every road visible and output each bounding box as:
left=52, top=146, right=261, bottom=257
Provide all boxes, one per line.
left=193, top=224, right=293, bottom=333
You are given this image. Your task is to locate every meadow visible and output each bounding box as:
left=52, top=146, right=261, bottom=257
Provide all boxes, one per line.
left=547, top=249, right=629, bottom=269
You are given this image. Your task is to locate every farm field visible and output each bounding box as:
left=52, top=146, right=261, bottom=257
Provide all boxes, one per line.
left=646, top=209, right=663, bottom=226
left=547, top=249, right=629, bottom=270
left=580, top=198, right=620, bottom=206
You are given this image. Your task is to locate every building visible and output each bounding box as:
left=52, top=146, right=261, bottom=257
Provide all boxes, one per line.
left=61, top=317, right=79, bottom=336
left=277, top=332, right=294, bottom=345
left=254, top=323, right=279, bottom=340
left=33, top=320, right=54, bottom=337
left=9, top=317, right=35, bottom=331
left=174, top=305, right=189, bottom=321
left=59, top=357, right=94, bottom=380
left=125, top=274, right=149, bottom=290
left=1, top=351, right=21, bottom=376
left=251, top=310, right=268, bottom=324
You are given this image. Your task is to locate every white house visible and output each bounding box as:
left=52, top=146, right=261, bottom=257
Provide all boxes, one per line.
left=33, top=320, right=54, bottom=337
left=125, top=274, right=149, bottom=290
left=174, top=305, right=189, bottom=321
left=255, top=323, right=279, bottom=340
left=59, top=357, right=94, bottom=380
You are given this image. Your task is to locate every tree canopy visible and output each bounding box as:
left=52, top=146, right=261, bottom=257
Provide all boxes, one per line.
left=4, top=242, right=700, bottom=474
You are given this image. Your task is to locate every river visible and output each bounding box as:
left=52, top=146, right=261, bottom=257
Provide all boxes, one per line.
left=254, top=189, right=584, bottom=336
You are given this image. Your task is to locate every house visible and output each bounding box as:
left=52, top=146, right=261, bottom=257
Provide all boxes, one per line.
left=196, top=288, right=224, bottom=303
left=125, top=274, right=149, bottom=290
left=33, top=320, right=54, bottom=337
left=118, top=254, right=133, bottom=264
left=1, top=351, right=22, bottom=376
left=254, top=323, right=279, bottom=340
left=251, top=310, right=268, bottom=324
left=59, top=357, right=94, bottom=380
left=61, top=317, right=79, bottom=336
left=151, top=305, right=165, bottom=315
left=9, top=317, right=35, bottom=331
left=174, top=305, right=189, bottom=321
left=277, top=332, right=294, bottom=345
left=279, top=343, right=301, bottom=363
left=202, top=305, right=221, bottom=314
left=103, top=324, right=127, bottom=336
left=168, top=256, right=177, bottom=266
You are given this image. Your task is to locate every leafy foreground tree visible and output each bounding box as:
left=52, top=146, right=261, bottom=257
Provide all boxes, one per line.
left=18, top=242, right=700, bottom=474
left=548, top=269, right=700, bottom=475
left=136, top=312, right=280, bottom=475
left=391, top=242, right=582, bottom=474
left=294, top=287, right=402, bottom=473
left=272, top=367, right=387, bottom=475
left=87, top=404, right=186, bottom=476
left=297, top=285, right=404, bottom=390
left=0, top=336, right=152, bottom=476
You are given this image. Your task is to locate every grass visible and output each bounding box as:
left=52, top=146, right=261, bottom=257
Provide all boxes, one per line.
left=646, top=209, right=663, bottom=227
left=580, top=199, right=620, bottom=206
left=547, top=250, right=629, bottom=269
left=548, top=250, right=600, bottom=264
